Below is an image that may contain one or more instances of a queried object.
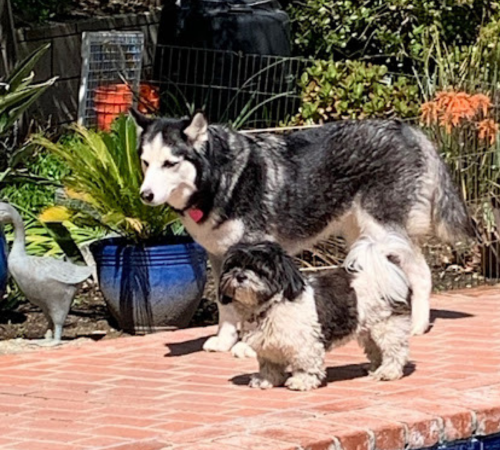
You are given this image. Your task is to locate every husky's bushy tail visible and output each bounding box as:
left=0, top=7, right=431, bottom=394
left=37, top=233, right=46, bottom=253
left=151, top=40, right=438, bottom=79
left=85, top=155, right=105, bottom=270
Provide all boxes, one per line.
left=434, top=160, right=475, bottom=242
left=410, top=127, right=474, bottom=243
left=344, top=233, right=412, bottom=307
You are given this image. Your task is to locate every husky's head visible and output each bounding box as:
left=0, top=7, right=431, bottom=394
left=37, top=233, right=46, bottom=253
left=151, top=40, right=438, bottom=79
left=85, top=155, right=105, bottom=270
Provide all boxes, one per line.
left=131, top=109, right=209, bottom=209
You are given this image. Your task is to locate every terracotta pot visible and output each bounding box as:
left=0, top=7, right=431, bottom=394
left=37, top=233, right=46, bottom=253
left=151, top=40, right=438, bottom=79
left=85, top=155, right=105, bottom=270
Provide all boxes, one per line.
left=94, top=84, right=133, bottom=131
left=138, top=84, right=160, bottom=114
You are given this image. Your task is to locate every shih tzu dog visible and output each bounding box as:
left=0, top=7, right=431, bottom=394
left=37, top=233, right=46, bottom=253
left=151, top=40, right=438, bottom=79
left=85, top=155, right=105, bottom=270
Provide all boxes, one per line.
left=219, top=235, right=413, bottom=391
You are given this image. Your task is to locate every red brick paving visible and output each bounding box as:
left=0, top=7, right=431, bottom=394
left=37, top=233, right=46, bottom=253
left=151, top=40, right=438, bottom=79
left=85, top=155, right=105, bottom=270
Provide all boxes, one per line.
left=0, top=287, right=499, bottom=449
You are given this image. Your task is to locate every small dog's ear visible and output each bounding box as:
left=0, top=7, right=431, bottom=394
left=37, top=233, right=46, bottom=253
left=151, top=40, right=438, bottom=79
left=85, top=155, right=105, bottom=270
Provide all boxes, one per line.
left=183, top=111, right=208, bottom=148
left=219, top=294, right=233, bottom=305
left=130, top=108, right=154, bottom=133
left=278, top=252, right=305, bottom=301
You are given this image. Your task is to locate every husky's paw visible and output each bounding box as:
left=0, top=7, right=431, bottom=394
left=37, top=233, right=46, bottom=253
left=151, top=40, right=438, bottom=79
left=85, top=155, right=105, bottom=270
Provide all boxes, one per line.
left=370, top=365, right=404, bottom=381
left=231, top=341, right=256, bottom=359
left=411, top=321, right=430, bottom=336
left=249, top=375, right=274, bottom=389
left=285, top=373, right=322, bottom=391
left=203, top=335, right=236, bottom=353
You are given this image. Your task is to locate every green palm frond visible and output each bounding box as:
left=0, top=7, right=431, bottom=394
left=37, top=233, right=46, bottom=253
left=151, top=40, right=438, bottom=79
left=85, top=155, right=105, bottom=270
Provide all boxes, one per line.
left=33, top=115, right=182, bottom=242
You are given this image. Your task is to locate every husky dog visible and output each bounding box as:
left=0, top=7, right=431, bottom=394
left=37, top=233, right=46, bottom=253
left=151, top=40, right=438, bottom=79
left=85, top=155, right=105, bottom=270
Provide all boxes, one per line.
left=132, top=110, right=472, bottom=354
left=219, top=236, right=412, bottom=390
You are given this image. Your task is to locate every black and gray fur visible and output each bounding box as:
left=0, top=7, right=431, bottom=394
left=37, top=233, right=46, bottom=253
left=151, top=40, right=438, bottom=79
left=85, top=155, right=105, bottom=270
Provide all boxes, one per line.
left=219, top=238, right=412, bottom=391
left=134, top=110, right=472, bottom=353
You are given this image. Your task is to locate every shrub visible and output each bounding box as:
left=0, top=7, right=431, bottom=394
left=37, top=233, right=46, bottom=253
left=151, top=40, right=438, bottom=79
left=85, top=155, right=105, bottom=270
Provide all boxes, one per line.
left=1, top=151, right=67, bottom=215
left=287, top=0, right=494, bottom=72
left=290, top=60, right=420, bottom=125
left=11, top=0, right=72, bottom=24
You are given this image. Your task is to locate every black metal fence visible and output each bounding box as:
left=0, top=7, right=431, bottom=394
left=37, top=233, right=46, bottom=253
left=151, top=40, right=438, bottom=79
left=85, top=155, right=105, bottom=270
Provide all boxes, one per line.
left=148, top=44, right=306, bottom=128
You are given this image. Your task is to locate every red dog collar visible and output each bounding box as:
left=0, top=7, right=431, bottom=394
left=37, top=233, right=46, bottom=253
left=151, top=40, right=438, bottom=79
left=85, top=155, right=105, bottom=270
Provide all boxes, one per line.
left=188, top=208, right=204, bottom=223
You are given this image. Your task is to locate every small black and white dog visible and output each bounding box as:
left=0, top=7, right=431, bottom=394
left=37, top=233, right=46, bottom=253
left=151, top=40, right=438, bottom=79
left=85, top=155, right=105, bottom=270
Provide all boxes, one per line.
left=219, top=235, right=412, bottom=391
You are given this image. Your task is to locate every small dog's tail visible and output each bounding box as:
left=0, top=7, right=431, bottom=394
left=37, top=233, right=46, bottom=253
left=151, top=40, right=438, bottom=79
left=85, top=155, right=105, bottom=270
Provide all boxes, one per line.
left=344, top=233, right=412, bottom=308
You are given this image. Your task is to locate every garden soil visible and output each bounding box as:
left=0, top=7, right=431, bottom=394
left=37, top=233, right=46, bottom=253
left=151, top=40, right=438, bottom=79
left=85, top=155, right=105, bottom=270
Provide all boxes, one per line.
left=0, top=270, right=218, bottom=354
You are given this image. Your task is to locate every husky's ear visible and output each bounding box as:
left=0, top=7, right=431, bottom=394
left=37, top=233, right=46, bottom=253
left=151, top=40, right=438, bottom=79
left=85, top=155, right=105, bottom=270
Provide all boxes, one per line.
left=130, top=108, right=153, bottom=134
left=183, top=111, right=208, bottom=148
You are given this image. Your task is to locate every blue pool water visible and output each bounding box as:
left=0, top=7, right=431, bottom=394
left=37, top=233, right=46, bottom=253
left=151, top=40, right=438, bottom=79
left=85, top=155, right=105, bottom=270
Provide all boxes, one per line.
left=426, top=434, right=500, bottom=450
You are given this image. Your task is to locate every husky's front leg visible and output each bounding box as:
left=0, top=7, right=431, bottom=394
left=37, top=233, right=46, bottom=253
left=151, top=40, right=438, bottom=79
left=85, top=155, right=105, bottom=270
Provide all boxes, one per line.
left=203, top=253, right=241, bottom=353
left=231, top=320, right=257, bottom=358
left=204, top=302, right=241, bottom=352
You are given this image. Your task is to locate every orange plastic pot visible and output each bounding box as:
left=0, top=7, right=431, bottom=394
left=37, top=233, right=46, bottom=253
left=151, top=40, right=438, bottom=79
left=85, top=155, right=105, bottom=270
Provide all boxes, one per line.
left=138, top=84, right=160, bottom=114
left=94, top=84, right=133, bottom=131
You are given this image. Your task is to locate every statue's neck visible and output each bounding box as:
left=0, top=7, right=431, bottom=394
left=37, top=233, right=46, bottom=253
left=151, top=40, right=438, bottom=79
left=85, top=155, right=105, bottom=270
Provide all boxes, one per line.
left=10, top=217, right=26, bottom=258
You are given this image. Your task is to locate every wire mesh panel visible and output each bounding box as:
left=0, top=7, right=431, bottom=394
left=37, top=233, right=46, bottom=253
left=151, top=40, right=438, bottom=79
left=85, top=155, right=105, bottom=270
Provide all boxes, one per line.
left=151, top=44, right=306, bottom=128
left=78, top=31, right=144, bottom=129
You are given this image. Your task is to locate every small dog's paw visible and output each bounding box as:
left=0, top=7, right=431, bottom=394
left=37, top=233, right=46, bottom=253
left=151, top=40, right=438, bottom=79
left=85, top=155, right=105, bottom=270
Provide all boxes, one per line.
left=370, top=365, right=403, bottom=381
left=203, top=335, right=234, bottom=352
left=231, top=341, right=256, bottom=359
left=285, top=374, right=322, bottom=391
left=367, top=360, right=381, bottom=374
left=249, top=375, right=274, bottom=389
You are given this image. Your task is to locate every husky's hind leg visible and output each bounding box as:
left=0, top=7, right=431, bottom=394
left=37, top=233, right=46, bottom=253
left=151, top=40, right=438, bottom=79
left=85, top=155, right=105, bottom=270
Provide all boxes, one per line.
left=353, top=207, right=432, bottom=336
left=400, top=247, right=432, bottom=335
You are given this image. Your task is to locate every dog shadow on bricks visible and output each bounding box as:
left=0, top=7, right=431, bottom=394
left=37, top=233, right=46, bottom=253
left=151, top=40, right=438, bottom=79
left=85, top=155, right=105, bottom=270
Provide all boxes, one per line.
left=164, top=336, right=209, bottom=357
left=430, top=308, right=473, bottom=327
left=230, top=362, right=416, bottom=387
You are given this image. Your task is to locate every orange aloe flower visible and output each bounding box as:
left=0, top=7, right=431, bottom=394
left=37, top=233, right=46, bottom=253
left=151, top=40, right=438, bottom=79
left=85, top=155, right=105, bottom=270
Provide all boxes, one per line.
left=477, top=119, right=499, bottom=145
left=422, top=90, right=495, bottom=134
left=470, top=93, right=492, bottom=117
left=420, top=101, right=438, bottom=126
left=444, top=92, right=477, bottom=122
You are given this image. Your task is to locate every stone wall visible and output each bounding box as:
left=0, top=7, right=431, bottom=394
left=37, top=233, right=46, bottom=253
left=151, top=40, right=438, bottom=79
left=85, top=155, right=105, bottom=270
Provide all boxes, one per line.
left=14, top=11, right=160, bottom=125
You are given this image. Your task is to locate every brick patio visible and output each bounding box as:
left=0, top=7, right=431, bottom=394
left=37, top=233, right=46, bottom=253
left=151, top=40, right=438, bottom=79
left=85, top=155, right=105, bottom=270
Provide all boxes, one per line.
left=1, top=287, right=500, bottom=450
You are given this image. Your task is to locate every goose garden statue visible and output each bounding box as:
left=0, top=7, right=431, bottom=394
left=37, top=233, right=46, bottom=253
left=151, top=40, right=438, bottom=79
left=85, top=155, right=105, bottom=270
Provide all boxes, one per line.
left=0, top=202, right=93, bottom=345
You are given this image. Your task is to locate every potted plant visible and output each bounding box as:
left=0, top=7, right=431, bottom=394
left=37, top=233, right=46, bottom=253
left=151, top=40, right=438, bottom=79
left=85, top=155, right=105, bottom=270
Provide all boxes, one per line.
left=34, top=115, right=207, bottom=334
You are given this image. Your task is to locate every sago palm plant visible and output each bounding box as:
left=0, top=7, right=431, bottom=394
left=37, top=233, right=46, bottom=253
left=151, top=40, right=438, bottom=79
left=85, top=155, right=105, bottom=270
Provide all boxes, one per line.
left=33, top=115, right=181, bottom=242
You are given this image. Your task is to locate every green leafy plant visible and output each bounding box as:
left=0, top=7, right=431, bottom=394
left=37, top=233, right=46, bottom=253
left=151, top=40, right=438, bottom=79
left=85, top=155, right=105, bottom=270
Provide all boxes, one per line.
left=290, top=59, right=420, bottom=125
left=0, top=43, right=56, bottom=136
left=287, top=0, right=493, bottom=72
left=0, top=43, right=57, bottom=193
left=33, top=115, right=181, bottom=242
left=1, top=151, right=67, bottom=215
left=11, top=0, right=72, bottom=24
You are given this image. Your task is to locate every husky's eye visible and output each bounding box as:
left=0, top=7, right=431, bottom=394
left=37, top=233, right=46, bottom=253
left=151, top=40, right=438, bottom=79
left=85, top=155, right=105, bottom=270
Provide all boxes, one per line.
left=162, top=161, right=179, bottom=169
left=142, top=160, right=149, bottom=168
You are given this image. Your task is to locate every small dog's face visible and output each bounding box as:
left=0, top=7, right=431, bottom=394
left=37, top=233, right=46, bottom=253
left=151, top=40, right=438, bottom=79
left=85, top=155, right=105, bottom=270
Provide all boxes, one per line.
left=219, top=242, right=305, bottom=315
left=220, top=265, right=271, bottom=309
left=132, top=110, right=208, bottom=209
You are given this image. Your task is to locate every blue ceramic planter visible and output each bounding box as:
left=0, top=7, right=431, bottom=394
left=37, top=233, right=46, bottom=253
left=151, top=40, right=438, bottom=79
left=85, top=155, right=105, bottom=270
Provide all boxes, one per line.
left=0, top=228, right=7, bottom=299
left=90, top=236, right=207, bottom=334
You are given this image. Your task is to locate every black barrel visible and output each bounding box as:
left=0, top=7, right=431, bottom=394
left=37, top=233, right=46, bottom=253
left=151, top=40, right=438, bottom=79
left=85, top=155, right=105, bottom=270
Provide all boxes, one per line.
left=153, top=0, right=294, bottom=125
